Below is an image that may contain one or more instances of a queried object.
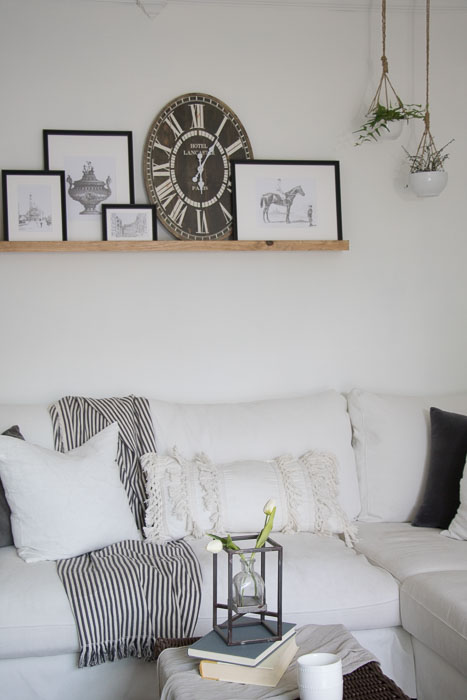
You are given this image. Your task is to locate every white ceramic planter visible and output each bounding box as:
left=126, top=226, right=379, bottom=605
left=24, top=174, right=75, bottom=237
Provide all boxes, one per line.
left=409, top=170, right=448, bottom=197
left=377, top=120, right=404, bottom=141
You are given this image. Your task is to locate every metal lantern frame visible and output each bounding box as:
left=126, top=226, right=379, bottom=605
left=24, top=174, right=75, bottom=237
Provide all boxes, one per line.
left=212, top=534, right=283, bottom=646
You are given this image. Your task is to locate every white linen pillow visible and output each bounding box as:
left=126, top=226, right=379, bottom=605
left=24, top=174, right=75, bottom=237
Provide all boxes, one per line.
left=149, top=391, right=361, bottom=521
left=442, top=458, right=467, bottom=540
left=0, top=422, right=141, bottom=562
left=141, top=448, right=357, bottom=546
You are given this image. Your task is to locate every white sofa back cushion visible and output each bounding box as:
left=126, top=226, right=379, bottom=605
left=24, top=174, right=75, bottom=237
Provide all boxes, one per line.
left=0, top=404, right=54, bottom=449
left=149, top=391, right=361, bottom=521
left=348, top=389, right=467, bottom=522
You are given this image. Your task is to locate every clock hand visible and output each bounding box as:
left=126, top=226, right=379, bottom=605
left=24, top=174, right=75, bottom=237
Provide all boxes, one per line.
left=192, top=138, right=218, bottom=186
left=193, top=153, right=205, bottom=192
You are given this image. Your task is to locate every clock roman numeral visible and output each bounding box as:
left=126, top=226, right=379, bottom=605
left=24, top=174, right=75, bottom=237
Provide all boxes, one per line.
left=218, top=202, right=232, bottom=224
left=190, top=104, right=204, bottom=129
left=196, top=209, right=209, bottom=234
left=215, top=115, right=228, bottom=137
left=156, top=178, right=176, bottom=208
left=165, top=113, right=183, bottom=139
left=225, top=139, right=244, bottom=157
left=152, top=161, right=170, bottom=178
left=171, top=198, right=187, bottom=226
left=152, top=140, right=172, bottom=156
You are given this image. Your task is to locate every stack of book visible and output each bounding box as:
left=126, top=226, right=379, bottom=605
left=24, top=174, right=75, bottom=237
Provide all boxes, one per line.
left=188, top=620, right=297, bottom=687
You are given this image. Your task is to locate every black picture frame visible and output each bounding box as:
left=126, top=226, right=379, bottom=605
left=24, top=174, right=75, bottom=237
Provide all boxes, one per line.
left=102, top=204, right=158, bottom=241
left=43, top=129, right=134, bottom=241
left=2, top=170, right=67, bottom=242
left=231, top=160, right=343, bottom=241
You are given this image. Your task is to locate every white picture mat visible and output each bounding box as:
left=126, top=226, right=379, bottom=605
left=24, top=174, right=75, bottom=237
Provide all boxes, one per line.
left=234, top=162, right=340, bottom=241
left=5, top=173, right=65, bottom=242
left=46, top=133, right=132, bottom=241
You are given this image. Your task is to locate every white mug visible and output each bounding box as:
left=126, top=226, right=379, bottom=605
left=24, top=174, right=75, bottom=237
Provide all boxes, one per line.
left=297, top=652, right=343, bottom=700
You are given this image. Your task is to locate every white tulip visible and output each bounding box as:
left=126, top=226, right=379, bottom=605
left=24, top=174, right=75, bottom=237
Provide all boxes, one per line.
left=263, top=498, right=276, bottom=515
left=206, top=538, right=223, bottom=554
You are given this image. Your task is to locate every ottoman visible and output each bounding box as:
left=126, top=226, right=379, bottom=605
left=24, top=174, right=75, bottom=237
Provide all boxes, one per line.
left=156, top=624, right=411, bottom=699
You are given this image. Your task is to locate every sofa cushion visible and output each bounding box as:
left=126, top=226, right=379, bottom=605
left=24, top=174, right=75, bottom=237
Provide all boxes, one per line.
left=0, top=423, right=141, bottom=562
left=348, top=389, right=467, bottom=522
left=412, top=408, right=467, bottom=529
left=355, top=522, right=467, bottom=583
left=0, top=425, right=24, bottom=548
left=141, top=448, right=356, bottom=544
left=401, top=571, right=467, bottom=680
left=442, top=457, right=467, bottom=540
left=0, top=546, right=78, bottom=658
left=149, top=391, right=361, bottom=521
left=190, top=531, right=401, bottom=636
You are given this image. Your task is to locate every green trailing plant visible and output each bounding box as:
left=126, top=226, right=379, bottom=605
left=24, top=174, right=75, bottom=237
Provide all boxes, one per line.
left=355, top=102, right=424, bottom=145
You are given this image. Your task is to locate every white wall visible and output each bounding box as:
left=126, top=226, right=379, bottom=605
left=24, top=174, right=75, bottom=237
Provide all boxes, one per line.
left=0, top=0, right=466, bottom=404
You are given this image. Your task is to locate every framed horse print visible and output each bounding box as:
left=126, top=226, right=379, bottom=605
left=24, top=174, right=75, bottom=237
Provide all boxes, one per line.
left=231, top=160, right=342, bottom=241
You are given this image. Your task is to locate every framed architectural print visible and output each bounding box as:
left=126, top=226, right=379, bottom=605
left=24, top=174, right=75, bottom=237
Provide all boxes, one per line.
left=231, top=160, right=342, bottom=241
left=2, top=170, right=67, bottom=242
left=43, top=130, right=134, bottom=241
left=102, top=204, right=157, bottom=241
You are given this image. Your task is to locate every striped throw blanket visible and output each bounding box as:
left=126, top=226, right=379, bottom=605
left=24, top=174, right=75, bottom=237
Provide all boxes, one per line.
left=49, top=395, right=202, bottom=668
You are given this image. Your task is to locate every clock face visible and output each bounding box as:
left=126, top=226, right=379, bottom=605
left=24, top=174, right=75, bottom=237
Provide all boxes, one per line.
left=144, top=93, right=253, bottom=240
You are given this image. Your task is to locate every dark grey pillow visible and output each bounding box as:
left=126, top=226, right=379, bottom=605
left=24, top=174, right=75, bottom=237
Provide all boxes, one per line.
left=0, top=425, right=25, bottom=547
left=412, top=407, right=467, bottom=529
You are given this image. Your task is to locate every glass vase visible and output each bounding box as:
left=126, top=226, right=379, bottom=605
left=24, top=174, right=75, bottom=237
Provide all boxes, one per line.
left=232, top=556, right=266, bottom=614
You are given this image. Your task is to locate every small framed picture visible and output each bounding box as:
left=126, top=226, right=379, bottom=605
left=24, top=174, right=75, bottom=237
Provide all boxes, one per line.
left=43, top=130, right=134, bottom=241
left=102, top=204, right=157, bottom=241
left=231, top=160, right=343, bottom=241
left=2, top=170, right=67, bottom=242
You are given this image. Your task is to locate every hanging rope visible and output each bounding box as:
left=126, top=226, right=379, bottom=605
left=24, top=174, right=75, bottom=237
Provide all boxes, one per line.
left=411, top=0, right=452, bottom=170
left=367, top=0, right=403, bottom=114
left=425, top=0, right=431, bottom=123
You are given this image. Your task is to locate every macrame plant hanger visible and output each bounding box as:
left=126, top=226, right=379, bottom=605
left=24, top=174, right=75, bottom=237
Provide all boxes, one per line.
left=355, top=0, right=422, bottom=144
left=367, top=0, right=403, bottom=117
left=413, top=0, right=444, bottom=170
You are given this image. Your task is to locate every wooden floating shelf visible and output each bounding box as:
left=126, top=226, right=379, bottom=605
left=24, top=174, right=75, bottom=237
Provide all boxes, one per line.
left=0, top=240, right=349, bottom=253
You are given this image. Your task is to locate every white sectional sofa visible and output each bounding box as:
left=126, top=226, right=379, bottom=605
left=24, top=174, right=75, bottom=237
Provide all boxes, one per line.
left=0, top=389, right=466, bottom=700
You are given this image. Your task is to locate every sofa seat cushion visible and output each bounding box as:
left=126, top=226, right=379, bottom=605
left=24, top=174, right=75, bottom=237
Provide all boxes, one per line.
left=189, top=531, right=401, bottom=636
left=355, top=523, right=467, bottom=582
left=149, top=391, right=361, bottom=521
left=0, top=546, right=78, bottom=659
left=401, top=571, right=467, bottom=679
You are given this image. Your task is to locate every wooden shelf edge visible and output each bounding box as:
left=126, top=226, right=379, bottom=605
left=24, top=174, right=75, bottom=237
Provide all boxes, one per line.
left=0, top=240, right=349, bottom=252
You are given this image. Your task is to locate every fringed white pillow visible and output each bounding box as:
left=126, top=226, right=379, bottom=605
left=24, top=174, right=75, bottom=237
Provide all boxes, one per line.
left=141, top=449, right=357, bottom=547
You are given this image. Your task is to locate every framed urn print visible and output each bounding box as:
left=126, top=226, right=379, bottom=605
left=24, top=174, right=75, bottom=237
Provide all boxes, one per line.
left=231, top=160, right=342, bottom=241
left=2, top=170, right=67, bottom=242
left=102, top=204, right=157, bottom=241
left=43, top=130, right=134, bottom=241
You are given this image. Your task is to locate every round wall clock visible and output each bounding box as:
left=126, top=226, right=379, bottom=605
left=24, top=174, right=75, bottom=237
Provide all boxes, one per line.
left=144, top=93, right=253, bottom=241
